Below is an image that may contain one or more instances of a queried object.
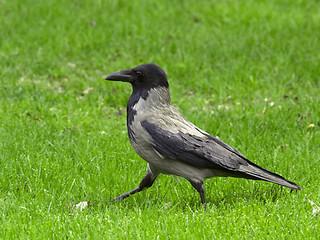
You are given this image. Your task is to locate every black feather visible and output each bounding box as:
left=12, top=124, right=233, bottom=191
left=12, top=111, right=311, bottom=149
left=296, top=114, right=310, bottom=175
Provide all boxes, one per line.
left=141, top=120, right=245, bottom=170
left=141, top=120, right=301, bottom=190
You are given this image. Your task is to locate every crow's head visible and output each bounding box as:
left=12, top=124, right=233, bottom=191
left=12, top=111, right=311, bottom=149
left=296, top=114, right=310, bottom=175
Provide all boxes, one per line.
left=105, top=63, right=168, bottom=89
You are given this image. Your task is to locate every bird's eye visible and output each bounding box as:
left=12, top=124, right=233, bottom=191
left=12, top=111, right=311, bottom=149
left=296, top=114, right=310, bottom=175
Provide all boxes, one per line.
left=136, top=70, right=142, bottom=76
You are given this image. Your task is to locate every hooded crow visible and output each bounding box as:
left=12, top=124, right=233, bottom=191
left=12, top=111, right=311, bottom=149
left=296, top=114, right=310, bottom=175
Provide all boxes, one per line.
left=105, top=63, right=301, bottom=208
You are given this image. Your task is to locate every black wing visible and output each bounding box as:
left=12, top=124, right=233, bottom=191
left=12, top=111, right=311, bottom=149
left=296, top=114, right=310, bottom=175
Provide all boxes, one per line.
left=141, top=121, right=249, bottom=171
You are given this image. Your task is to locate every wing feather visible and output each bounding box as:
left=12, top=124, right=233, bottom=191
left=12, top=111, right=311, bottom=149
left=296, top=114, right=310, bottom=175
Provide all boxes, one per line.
left=141, top=120, right=249, bottom=171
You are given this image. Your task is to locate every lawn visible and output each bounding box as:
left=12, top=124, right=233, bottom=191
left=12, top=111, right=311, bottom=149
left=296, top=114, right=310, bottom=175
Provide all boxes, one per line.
left=1, top=0, right=320, bottom=238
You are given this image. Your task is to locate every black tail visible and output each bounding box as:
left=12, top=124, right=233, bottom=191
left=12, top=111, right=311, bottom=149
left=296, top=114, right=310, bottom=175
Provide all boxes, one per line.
left=238, top=160, right=301, bottom=190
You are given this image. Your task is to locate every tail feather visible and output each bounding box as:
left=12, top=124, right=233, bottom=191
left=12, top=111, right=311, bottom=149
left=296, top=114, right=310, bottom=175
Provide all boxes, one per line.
left=238, top=160, right=301, bottom=190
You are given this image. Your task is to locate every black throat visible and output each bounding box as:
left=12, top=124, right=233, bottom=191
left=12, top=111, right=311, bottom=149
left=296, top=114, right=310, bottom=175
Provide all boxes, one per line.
left=126, top=86, right=152, bottom=141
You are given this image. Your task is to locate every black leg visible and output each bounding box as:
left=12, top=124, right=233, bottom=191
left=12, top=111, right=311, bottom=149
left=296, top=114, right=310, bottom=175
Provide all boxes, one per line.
left=188, top=179, right=206, bottom=211
left=112, top=165, right=158, bottom=201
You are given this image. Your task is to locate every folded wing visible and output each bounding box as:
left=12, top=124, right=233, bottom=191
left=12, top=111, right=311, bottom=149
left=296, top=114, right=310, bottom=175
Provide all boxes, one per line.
left=141, top=120, right=301, bottom=190
left=141, top=120, right=248, bottom=171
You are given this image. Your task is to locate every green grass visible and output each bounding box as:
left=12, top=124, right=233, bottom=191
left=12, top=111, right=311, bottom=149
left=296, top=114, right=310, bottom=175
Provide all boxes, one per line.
left=1, top=0, right=320, bottom=238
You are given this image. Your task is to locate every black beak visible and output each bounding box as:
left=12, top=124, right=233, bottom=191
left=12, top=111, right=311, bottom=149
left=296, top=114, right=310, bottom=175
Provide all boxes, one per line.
left=105, top=69, right=133, bottom=83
